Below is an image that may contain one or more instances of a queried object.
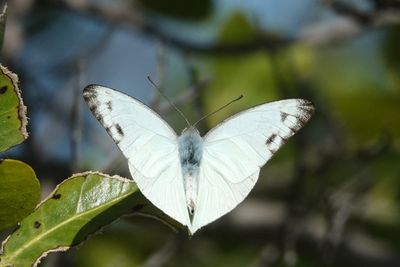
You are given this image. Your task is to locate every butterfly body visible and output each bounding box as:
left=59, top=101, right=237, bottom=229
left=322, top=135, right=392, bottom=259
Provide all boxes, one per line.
left=83, top=85, right=314, bottom=234
left=178, top=127, right=203, bottom=214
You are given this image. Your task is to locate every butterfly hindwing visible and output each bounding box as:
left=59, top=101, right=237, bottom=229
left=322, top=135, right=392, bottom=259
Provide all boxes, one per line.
left=83, top=85, right=191, bottom=227
left=84, top=85, right=314, bottom=234
left=191, top=99, right=314, bottom=233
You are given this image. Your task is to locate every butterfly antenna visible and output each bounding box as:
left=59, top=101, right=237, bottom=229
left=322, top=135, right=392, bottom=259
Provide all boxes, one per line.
left=147, top=76, right=191, bottom=127
left=193, top=94, right=243, bottom=127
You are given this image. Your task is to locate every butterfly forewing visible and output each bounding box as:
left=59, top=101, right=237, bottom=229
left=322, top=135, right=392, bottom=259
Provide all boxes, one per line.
left=191, top=99, right=314, bottom=233
left=83, top=85, right=191, bottom=227
left=84, top=85, right=314, bottom=235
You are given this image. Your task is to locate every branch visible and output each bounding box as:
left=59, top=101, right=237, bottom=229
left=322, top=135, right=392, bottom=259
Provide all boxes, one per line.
left=372, top=0, right=400, bottom=9
left=48, top=0, right=294, bottom=55
left=324, top=0, right=373, bottom=25
left=324, top=0, right=400, bottom=26
left=44, top=0, right=400, bottom=56
left=141, top=234, right=185, bottom=267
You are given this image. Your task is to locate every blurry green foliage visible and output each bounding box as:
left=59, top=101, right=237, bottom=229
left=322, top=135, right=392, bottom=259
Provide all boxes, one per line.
left=75, top=220, right=173, bottom=267
left=383, top=26, right=400, bottom=70
left=218, top=12, right=257, bottom=44
left=363, top=150, right=400, bottom=223
left=77, top=232, right=145, bottom=267
left=138, top=0, right=212, bottom=20
left=202, top=52, right=279, bottom=127
left=315, top=56, right=400, bottom=147
left=173, top=241, right=260, bottom=267
left=0, top=159, right=40, bottom=232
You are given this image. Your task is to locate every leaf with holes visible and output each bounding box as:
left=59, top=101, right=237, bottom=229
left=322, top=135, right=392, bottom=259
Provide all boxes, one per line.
left=0, top=172, right=181, bottom=267
left=0, top=159, right=40, bottom=232
left=0, top=65, right=28, bottom=152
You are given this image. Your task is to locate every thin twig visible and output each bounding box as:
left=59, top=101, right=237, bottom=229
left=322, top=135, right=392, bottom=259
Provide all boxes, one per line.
left=150, top=41, right=167, bottom=111
left=48, top=0, right=293, bottom=55
left=323, top=0, right=373, bottom=25
left=69, top=60, right=85, bottom=172
left=185, top=56, right=208, bottom=131
left=321, top=166, right=375, bottom=265
left=141, top=234, right=185, bottom=267
left=372, top=0, right=400, bottom=9
left=324, top=0, right=400, bottom=26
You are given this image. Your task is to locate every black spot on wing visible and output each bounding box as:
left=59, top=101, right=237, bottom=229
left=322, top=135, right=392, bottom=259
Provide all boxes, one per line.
left=105, top=126, right=112, bottom=135
left=115, top=124, right=124, bottom=137
left=83, top=85, right=98, bottom=102
left=86, top=98, right=104, bottom=125
left=83, top=85, right=124, bottom=144
left=290, top=122, right=303, bottom=133
left=280, top=112, right=289, bottom=122
left=266, top=134, right=277, bottom=145
left=0, top=85, right=7, bottom=94
left=266, top=133, right=288, bottom=155
left=106, top=101, right=112, bottom=111
left=94, top=112, right=105, bottom=125
left=266, top=99, right=314, bottom=156
left=103, top=124, right=124, bottom=144
left=283, top=99, right=315, bottom=135
left=83, top=86, right=104, bottom=121
left=297, top=99, right=315, bottom=119
left=268, top=146, right=277, bottom=154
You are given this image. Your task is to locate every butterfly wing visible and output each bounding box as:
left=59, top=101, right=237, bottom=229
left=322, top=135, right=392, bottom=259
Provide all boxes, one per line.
left=83, top=85, right=190, bottom=227
left=190, top=99, right=314, bottom=233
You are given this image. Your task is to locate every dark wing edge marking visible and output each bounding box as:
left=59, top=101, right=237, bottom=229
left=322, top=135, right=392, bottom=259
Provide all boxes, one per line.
left=290, top=99, right=315, bottom=131
left=204, top=98, right=315, bottom=139
left=265, top=99, right=315, bottom=154
left=83, top=85, right=122, bottom=143
left=83, top=84, right=178, bottom=147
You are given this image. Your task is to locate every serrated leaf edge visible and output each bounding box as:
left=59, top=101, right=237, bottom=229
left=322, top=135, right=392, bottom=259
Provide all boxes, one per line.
left=0, top=64, right=28, bottom=141
left=0, top=171, right=134, bottom=267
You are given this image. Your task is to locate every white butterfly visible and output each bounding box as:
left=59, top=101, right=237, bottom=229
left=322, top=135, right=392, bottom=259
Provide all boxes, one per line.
left=83, top=85, right=314, bottom=234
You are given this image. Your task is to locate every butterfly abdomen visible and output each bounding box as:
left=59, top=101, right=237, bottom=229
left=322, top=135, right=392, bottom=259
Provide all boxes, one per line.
left=178, top=128, right=203, bottom=214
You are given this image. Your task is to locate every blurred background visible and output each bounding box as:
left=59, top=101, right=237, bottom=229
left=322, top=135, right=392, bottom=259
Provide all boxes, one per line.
left=1, top=0, right=400, bottom=266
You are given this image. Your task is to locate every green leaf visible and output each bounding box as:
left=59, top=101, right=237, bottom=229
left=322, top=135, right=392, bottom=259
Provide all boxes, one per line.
left=0, top=3, right=6, bottom=50
left=0, top=65, right=28, bottom=153
left=0, top=159, right=40, bottom=232
left=0, top=172, right=180, bottom=267
left=218, top=11, right=257, bottom=44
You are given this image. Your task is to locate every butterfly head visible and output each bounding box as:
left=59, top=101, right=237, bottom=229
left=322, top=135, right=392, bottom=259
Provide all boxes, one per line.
left=181, top=126, right=200, bottom=136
